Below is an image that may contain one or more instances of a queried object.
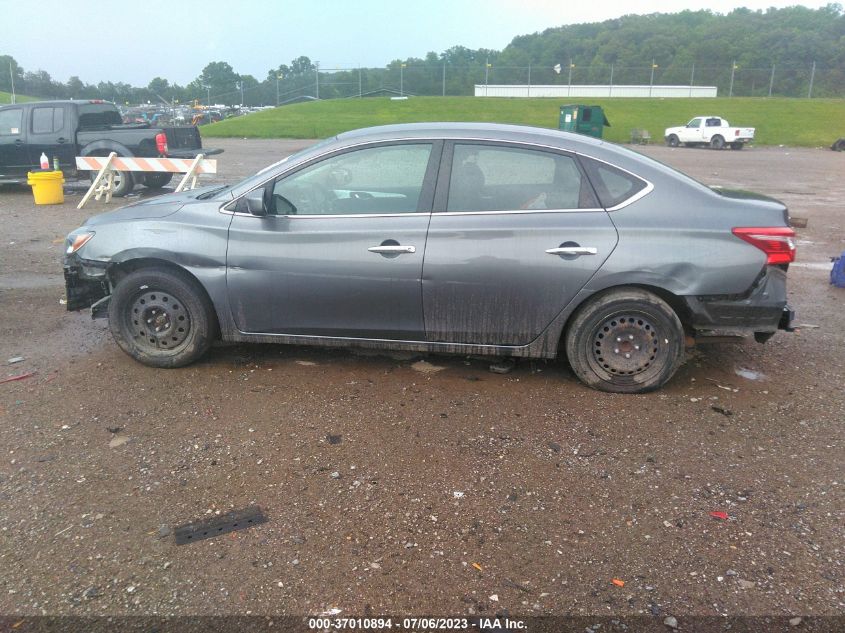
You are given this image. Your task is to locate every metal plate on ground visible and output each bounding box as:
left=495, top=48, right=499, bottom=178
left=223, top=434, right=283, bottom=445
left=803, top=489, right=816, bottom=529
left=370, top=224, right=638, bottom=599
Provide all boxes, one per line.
left=173, top=505, right=267, bottom=545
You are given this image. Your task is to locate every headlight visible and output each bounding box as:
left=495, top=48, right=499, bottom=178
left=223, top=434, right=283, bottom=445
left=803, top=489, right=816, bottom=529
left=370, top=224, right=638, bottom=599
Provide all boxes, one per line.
left=66, top=232, right=95, bottom=254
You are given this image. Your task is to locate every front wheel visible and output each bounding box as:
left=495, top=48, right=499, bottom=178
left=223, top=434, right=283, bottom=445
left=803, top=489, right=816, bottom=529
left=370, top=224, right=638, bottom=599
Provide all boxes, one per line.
left=108, top=267, right=216, bottom=368
left=564, top=288, right=685, bottom=393
left=710, top=135, right=725, bottom=150
left=666, top=134, right=680, bottom=148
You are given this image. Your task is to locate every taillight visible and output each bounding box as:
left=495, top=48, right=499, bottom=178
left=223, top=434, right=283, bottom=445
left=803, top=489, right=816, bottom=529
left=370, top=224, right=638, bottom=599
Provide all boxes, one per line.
left=735, top=129, right=740, bottom=136
left=155, top=132, right=168, bottom=155
left=732, top=227, right=796, bottom=265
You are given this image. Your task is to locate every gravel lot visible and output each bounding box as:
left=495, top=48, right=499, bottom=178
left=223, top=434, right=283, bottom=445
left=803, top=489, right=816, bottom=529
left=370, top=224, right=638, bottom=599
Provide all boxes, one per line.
left=0, top=139, right=843, bottom=625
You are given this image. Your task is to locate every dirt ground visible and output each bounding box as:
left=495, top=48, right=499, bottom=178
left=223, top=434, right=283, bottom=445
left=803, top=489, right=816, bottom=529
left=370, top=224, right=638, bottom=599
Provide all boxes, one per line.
left=0, top=139, right=843, bottom=625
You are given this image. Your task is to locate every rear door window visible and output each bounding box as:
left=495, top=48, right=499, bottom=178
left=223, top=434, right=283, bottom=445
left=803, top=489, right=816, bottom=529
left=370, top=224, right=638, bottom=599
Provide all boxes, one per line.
left=580, top=156, right=648, bottom=209
left=31, top=107, right=65, bottom=134
left=446, top=144, right=598, bottom=212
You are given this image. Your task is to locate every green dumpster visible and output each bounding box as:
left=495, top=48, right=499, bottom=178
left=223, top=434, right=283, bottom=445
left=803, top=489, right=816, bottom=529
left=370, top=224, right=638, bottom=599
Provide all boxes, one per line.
left=558, top=105, right=610, bottom=138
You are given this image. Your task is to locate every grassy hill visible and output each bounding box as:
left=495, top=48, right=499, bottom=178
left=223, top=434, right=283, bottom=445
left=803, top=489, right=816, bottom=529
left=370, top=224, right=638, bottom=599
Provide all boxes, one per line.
left=0, top=91, right=37, bottom=104
left=203, top=96, right=845, bottom=147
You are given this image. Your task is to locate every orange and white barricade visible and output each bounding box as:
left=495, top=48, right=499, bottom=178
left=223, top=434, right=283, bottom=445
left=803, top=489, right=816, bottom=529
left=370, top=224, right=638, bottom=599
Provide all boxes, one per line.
left=75, top=153, right=218, bottom=209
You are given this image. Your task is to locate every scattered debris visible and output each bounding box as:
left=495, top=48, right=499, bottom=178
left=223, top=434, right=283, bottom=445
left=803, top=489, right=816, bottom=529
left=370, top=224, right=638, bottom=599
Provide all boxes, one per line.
left=295, top=360, right=317, bottom=366
left=710, top=405, right=733, bottom=417
left=705, top=378, right=739, bottom=392
left=54, top=525, right=73, bottom=537
left=330, top=471, right=341, bottom=479
left=663, top=616, right=678, bottom=629
left=726, top=569, right=738, bottom=577
left=488, top=594, right=499, bottom=602
left=106, top=426, right=123, bottom=434
left=320, top=608, right=342, bottom=617
left=108, top=435, right=130, bottom=448
left=7, top=357, right=24, bottom=364
left=737, top=579, right=756, bottom=589
left=489, top=359, right=516, bottom=374
left=369, top=562, right=381, bottom=570
left=710, top=511, right=729, bottom=520
left=326, top=434, right=342, bottom=445
left=411, top=360, right=446, bottom=374
left=472, top=562, right=483, bottom=572
left=789, top=617, right=803, bottom=627
left=735, top=367, right=765, bottom=381
left=453, top=491, right=465, bottom=499
left=0, top=371, right=36, bottom=385
left=81, top=586, right=100, bottom=600
left=158, top=525, right=172, bottom=539
left=612, top=578, right=625, bottom=587
left=503, top=578, right=532, bottom=593
left=173, top=506, right=267, bottom=545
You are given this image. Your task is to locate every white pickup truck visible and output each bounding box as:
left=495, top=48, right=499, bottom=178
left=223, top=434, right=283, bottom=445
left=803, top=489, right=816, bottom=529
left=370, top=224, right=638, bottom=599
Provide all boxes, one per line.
left=664, top=116, right=755, bottom=150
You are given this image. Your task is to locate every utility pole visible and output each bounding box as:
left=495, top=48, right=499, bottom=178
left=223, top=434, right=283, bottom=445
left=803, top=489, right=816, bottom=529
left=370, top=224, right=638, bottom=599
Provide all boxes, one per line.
left=442, top=62, right=446, bottom=96
left=358, top=67, right=362, bottom=98
left=649, top=59, right=657, bottom=97
left=203, top=84, right=210, bottom=106
left=609, top=63, right=613, bottom=97
left=807, top=61, right=816, bottom=98
left=689, top=63, right=695, bottom=97
left=315, top=62, right=319, bottom=99
left=276, top=74, right=283, bottom=106
left=9, top=61, right=15, bottom=104
left=768, top=65, right=775, bottom=97
left=484, top=56, right=490, bottom=96
left=567, top=58, right=573, bottom=96
left=728, top=61, right=737, bottom=97
left=527, top=63, right=531, bottom=98
left=400, top=63, right=406, bottom=97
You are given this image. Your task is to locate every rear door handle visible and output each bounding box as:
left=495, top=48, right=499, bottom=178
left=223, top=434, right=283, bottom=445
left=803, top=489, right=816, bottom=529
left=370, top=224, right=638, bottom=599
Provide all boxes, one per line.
left=546, top=246, right=597, bottom=256
left=14, top=139, right=23, bottom=146
left=368, top=245, right=416, bottom=254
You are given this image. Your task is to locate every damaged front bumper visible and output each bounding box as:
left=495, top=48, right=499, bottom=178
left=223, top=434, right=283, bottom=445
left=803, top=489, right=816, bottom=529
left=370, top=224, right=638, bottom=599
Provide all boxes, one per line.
left=63, top=256, right=110, bottom=317
left=683, top=265, right=794, bottom=341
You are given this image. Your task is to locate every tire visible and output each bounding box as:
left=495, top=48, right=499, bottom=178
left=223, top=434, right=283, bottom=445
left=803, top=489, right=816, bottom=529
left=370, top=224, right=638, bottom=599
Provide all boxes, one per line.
left=730, top=142, right=744, bottom=150
left=108, top=267, right=216, bottom=368
left=143, top=173, right=174, bottom=189
left=564, top=288, right=685, bottom=393
left=709, top=135, right=725, bottom=150
left=88, top=162, right=134, bottom=197
left=666, top=134, right=679, bottom=148
left=832, top=138, right=845, bottom=152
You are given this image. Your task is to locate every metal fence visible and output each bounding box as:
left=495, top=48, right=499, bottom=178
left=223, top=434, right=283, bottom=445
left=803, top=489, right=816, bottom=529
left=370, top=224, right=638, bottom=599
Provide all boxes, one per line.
left=228, top=61, right=841, bottom=106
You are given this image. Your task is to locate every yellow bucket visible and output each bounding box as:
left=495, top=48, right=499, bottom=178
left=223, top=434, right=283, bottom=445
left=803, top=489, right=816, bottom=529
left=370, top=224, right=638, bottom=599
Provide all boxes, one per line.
left=27, top=170, right=65, bottom=205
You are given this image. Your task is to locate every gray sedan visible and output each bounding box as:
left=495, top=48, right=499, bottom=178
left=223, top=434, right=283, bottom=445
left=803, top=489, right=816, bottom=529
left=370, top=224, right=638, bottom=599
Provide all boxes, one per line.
left=63, top=123, right=795, bottom=392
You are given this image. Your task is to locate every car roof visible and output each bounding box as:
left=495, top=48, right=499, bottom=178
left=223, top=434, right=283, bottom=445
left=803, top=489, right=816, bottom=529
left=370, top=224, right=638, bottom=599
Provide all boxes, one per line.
left=336, top=122, right=608, bottom=151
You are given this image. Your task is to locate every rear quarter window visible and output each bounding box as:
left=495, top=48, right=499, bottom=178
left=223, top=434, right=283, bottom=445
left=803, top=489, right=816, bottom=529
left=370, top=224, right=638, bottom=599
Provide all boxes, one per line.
left=580, top=156, right=648, bottom=209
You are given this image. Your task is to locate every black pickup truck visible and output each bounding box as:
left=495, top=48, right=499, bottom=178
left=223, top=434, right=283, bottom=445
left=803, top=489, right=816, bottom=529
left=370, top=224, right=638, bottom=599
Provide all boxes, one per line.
left=0, top=100, right=220, bottom=196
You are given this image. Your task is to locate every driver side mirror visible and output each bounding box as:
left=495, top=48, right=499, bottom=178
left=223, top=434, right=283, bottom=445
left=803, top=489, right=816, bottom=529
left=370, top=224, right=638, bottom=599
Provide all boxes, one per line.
left=245, top=189, right=267, bottom=216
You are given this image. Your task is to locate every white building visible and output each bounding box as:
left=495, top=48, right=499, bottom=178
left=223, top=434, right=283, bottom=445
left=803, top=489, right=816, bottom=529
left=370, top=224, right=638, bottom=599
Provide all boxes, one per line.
left=474, top=84, right=718, bottom=98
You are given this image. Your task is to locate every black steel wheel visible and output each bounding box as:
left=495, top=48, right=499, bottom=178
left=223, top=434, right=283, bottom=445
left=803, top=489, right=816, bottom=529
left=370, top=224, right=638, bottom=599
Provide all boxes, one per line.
left=108, top=267, right=216, bottom=368
left=666, top=134, right=680, bottom=147
left=143, top=172, right=174, bottom=189
left=565, top=288, right=685, bottom=393
left=710, top=135, right=725, bottom=150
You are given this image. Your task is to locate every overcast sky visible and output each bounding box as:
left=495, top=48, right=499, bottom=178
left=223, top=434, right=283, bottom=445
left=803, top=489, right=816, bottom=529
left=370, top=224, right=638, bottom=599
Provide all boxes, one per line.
left=0, top=0, right=833, bottom=86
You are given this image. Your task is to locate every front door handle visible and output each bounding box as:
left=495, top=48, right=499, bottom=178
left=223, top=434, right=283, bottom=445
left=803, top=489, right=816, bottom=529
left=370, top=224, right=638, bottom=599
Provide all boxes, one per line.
left=57, top=137, right=67, bottom=144
left=368, top=245, right=416, bottom=254
left=546, top=246, right=597, bottom=256
left=14, top=139, right=23, bottom=146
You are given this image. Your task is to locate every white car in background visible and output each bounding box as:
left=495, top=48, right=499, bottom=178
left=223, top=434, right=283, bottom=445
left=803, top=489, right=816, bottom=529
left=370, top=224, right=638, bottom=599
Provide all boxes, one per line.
left=664, top=116, right=755, bottom=150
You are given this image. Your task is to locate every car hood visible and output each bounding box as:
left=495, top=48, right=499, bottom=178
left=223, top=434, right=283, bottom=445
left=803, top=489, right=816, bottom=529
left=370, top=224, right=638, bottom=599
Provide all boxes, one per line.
left=83, top=185, right=221, bottom=225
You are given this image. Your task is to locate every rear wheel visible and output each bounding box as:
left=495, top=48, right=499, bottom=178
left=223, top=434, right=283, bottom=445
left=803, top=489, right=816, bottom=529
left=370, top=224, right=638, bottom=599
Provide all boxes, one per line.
left=710, top=135, right=725, bottom=150
left=143, top=173, right=174, bottom=189
left=87, top=159, right=134, bottom=197
left=666, top=134, right=680, bottom=147
left=832, top=138, right=845, bottom=152
left=565, top=288, right=685, bottom=393
left=108, top=267, right=216, bottom=368
left=730, top=142, right=744, bottom=150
